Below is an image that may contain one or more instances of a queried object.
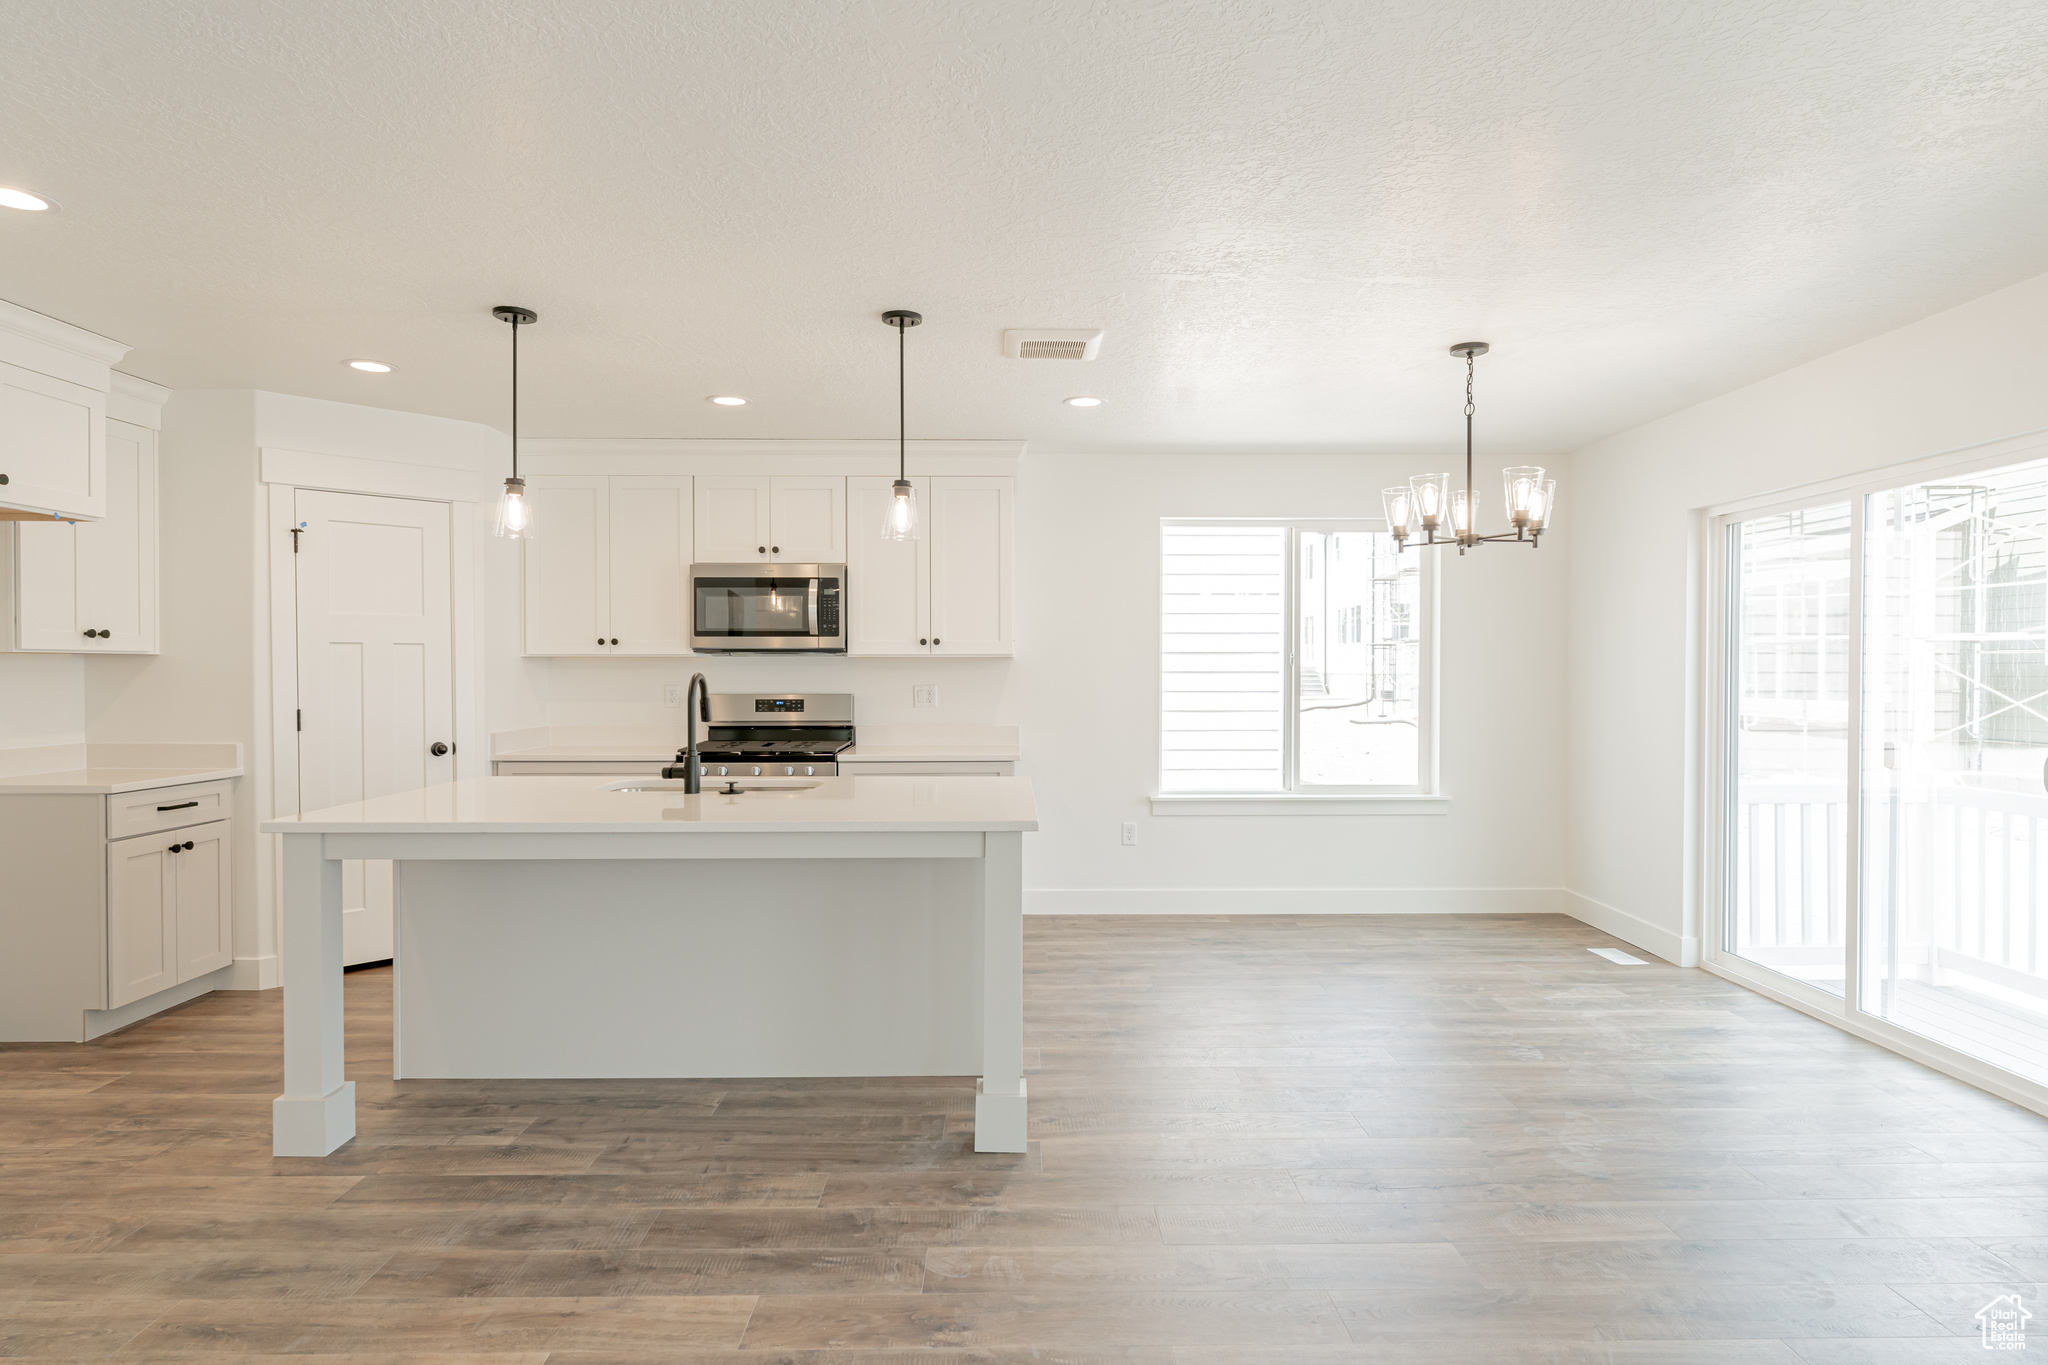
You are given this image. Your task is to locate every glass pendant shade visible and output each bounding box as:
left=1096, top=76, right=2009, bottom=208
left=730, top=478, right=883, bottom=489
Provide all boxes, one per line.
left=882, top=478, right=919, bottom=541
left=1381, top=486, right=1414, bottom=538
left=493, top=476, right=532, bottom=540
left=1410, top=472, right=1451, bottom=528
left=1502, top=465, right=1545, bottom=525
left=1528, top=478, right=1557, bottom=531
left=1448, top=487, right=1473, bottom=537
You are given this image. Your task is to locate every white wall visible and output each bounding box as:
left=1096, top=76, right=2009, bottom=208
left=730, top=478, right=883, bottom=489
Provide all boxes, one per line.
left=0, top=654, right=83, bottom=748
left=1564, top=269, right=2048, bottom=965
left=508, top=452, right=1571, bottom=911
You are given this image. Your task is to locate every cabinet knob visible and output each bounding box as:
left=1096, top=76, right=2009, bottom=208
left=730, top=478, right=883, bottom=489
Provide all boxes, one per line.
left=0, top=473, right=9, bottom=484
left=182, top=841, right=194, bottom=851
left=919, top=638, right=927, bottom=646
left=430, top=742, right=449, bottom=757
left=610, top=638, right=619, bottom=645
left=757, top=546, right=766, bottom=554
left=933, top=638, right=941, bottom=645
left=771, top=546, right=779, bottom=554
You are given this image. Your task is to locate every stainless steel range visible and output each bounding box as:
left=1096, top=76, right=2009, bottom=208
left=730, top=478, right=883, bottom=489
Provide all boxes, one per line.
left=663, top=692, right=853, bottom=780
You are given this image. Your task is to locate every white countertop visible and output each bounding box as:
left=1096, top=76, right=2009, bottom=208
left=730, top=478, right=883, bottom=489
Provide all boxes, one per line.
left=262, top=773, right=1038, bottom=835
left=0, top=742, right=244, bottom=795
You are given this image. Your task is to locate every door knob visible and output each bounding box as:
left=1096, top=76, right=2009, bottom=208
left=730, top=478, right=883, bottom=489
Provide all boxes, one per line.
left=430, top=742, right=450, bottom=757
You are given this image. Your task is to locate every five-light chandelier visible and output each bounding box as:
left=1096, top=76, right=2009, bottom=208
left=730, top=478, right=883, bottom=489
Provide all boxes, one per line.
left=1385, top=342, right=1554, bottom=555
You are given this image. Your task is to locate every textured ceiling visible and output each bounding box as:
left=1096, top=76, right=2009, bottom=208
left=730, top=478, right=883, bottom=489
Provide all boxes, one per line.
left=3, top=0, right=2046, bottom=457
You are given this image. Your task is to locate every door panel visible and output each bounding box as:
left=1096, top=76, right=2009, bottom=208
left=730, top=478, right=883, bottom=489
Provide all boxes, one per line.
left=76, top=421, right=154, bottom=650
left=523, top=477, right=609, bottom=655
left=846, top=475, right=927, bottom=654
left=13, top=510, right=80, bottom=648
left=107, top=836, right=174, bottom=1008
left=608, top=476, right=692, bottom=654
left=296, top=489, right=453, bottom=966
left=695, top=476, right=771, bottom=560
left=928, top=476, right=1013, bottom=656
left=173, top=821, right=232, bottom=979
left=771, top=476, right=845, bottom=562
left=0, top=360, right=103, bottom=519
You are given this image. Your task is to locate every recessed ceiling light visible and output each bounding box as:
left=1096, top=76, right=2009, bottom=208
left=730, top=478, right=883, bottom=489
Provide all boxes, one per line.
left=1064, top=395, right=1103, bottom=407
left=0, top=187, right=55, bottom=212
left=346, top=359, right=393, bottom=373
left=707, top=395, right=747, bottom=406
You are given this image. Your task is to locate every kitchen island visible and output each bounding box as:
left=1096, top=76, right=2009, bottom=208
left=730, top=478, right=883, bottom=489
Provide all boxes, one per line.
left=260, top=774, right=1035, bottom=1157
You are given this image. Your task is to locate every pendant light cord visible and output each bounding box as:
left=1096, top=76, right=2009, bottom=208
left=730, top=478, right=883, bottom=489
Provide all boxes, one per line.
left=1464, top=350, right=1475, bottom=524
left=897, top=315, right=907, bottom=481
left=511, top=316, right=521, bottom=480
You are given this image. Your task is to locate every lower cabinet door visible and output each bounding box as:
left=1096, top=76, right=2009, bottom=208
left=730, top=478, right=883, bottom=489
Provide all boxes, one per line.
left=174, top=821, right=233, bottom=980
left=107, top=836, right=176, bottom=1008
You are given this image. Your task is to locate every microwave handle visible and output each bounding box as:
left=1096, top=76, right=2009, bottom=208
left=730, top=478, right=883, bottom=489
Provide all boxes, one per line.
left=807, top=578, right=820, bottom=636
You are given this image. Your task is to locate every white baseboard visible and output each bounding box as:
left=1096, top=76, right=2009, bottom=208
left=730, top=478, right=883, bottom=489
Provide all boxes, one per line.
left=1022, top=887, right=1564, bottom=916
left=1561, top=888, right=1697, bottom=967
left=228, top=954, right=278, bottom=991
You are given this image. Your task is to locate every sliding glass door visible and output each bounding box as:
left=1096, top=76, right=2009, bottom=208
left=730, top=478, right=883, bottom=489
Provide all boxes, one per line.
left=1716, top=443, right=2048, bottom=1098
left=1861, top=466, right=2048, bottom=1085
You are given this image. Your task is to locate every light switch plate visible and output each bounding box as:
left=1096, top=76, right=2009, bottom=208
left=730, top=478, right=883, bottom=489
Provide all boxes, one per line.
left=912, top=684, right=937, bottom=708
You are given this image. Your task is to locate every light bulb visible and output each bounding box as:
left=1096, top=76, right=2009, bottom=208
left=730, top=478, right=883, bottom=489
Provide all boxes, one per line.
left=1448, top=488, right=1473, bottom=536
left=882, top=479, right=919, bottom=541
left=494, top=477, right=533, bottom=540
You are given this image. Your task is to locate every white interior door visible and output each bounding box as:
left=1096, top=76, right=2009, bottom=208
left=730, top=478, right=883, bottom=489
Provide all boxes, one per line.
left=295, top=489, right=454, bottom=966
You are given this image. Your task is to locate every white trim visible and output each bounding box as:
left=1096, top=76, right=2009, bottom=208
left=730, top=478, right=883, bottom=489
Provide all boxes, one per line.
left=259, top=447, right=491, bottom=503
left=228, top=953, right=278, bottom=991
left=1149, top=794, right=1449, bottom=816
left=81, top=964, right=234, bottom=1040
left=1024, top=886, right=1561, bottom=915
left=1705, top=426, right=2048, bottom=520
left=0, top=297, right=130, bottom=368
left=1561, top=888, right=1696, bottom=967
left=107, top=372, right=171, bottom=428
left=521, top=438, right=1022, bottom=478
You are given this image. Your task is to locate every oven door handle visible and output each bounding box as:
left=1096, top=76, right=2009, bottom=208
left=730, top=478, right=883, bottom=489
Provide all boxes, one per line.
left=807, top=579, right=820, bottom=636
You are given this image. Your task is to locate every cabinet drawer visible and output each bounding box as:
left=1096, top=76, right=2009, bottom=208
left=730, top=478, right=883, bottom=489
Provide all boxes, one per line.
left=107, top=780, right=234, bottom=839
left=841, top=761, right=1015, bottom=776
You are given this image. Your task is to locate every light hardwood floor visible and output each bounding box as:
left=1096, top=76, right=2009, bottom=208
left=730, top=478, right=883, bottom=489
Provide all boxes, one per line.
left=2, top=912, right=2043, bottom=1362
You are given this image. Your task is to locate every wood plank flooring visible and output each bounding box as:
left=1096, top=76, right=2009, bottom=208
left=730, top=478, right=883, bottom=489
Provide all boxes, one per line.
left=2, top=911, right=2044, bottom=1362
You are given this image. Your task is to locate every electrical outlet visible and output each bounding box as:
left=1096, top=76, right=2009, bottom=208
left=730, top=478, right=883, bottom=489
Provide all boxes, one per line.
left=1121, top=822, right=1137, bottom=846
left=664, top=684, right=683, bottom=707
left=912, top=684, right=937, bottom=708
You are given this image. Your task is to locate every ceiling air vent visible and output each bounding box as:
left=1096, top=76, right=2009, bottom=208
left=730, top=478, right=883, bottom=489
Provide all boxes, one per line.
left=1003, top=329, right=1104, bottom=361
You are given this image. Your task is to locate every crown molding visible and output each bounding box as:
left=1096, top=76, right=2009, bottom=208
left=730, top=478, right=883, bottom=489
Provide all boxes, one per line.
left=519, top=438, right=1025, bottom=459
left=0, top=298, right=130, bottom=367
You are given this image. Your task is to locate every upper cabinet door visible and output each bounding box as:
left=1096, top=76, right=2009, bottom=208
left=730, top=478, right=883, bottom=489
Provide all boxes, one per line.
left=12, top=419, right=157, bottom=653
left=694, top=476, right=773, bottom=561
left=846, top=475, right=928, bottom=655
left=928, top=476, right=1014, bottom=657
left=173, top=821, right=233, bottom=981
left=770, top=476, right=846, bottom=563
left=74, top=420, right=156, bottom=652
left=607, top=476, right=693, bottom=655
left=0, top=360, right=105, bottom=520
left=523, top=477, right=611, bottom=655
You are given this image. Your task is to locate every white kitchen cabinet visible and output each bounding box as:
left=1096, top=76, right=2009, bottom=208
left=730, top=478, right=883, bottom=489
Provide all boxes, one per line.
left=694, top=475, right=845, bottom=562
left=846, top=475, right=929, bottom=654
left=0, top=360, right=105, bottom=521
left=523, top=475, right=693, bottom=656
left=107, top=819, right=231, bottom=1009
left=1, top=774, right=241, bottom=1040
left=847, top=474, right=1013, bottom=657
left=524, top=477, right=609, bottom=655
left=929, top=477, right=1014, bottom=656
left=12, top=417, right=158, bottom=652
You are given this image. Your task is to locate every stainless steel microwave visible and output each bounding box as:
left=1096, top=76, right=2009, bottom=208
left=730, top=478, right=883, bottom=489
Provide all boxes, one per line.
left=689, top=563, right=845, bottom=654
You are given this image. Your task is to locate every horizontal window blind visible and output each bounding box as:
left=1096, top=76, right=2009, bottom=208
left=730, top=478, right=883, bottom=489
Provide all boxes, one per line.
left=1161, top=524, right=1286, bottom=791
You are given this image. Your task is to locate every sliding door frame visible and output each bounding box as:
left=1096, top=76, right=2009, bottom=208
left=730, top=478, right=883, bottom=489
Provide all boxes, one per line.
left=1698, top=428, right=2048, bottom=1118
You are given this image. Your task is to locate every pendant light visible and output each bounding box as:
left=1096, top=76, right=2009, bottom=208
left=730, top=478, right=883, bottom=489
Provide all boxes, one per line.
left=492, top=305, right=538, bottom=539
left=880, top=308, right=922, bottom=541
left=1384, top=342, right=1555, bottom=555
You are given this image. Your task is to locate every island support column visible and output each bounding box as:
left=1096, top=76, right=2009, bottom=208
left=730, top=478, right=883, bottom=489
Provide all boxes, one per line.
left=272, top=833, right=355, bottom=1155
left=974, top=830, right=1028, bottom=1152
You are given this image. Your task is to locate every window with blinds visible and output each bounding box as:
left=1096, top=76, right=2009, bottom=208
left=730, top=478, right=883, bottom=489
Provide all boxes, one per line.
left=1160, top=524, right=1287, bottom=791
left=1161, top=520, right=1431, bottom=794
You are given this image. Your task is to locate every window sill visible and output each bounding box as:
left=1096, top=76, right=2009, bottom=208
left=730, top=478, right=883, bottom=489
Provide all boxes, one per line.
left=1149, top=794, right=1451, bottom=816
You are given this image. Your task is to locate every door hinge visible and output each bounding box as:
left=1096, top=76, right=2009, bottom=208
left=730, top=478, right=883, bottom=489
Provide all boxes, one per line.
left=296, top=709, right=301, bottom=732
left=290, top=526, right=303, bottom=552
